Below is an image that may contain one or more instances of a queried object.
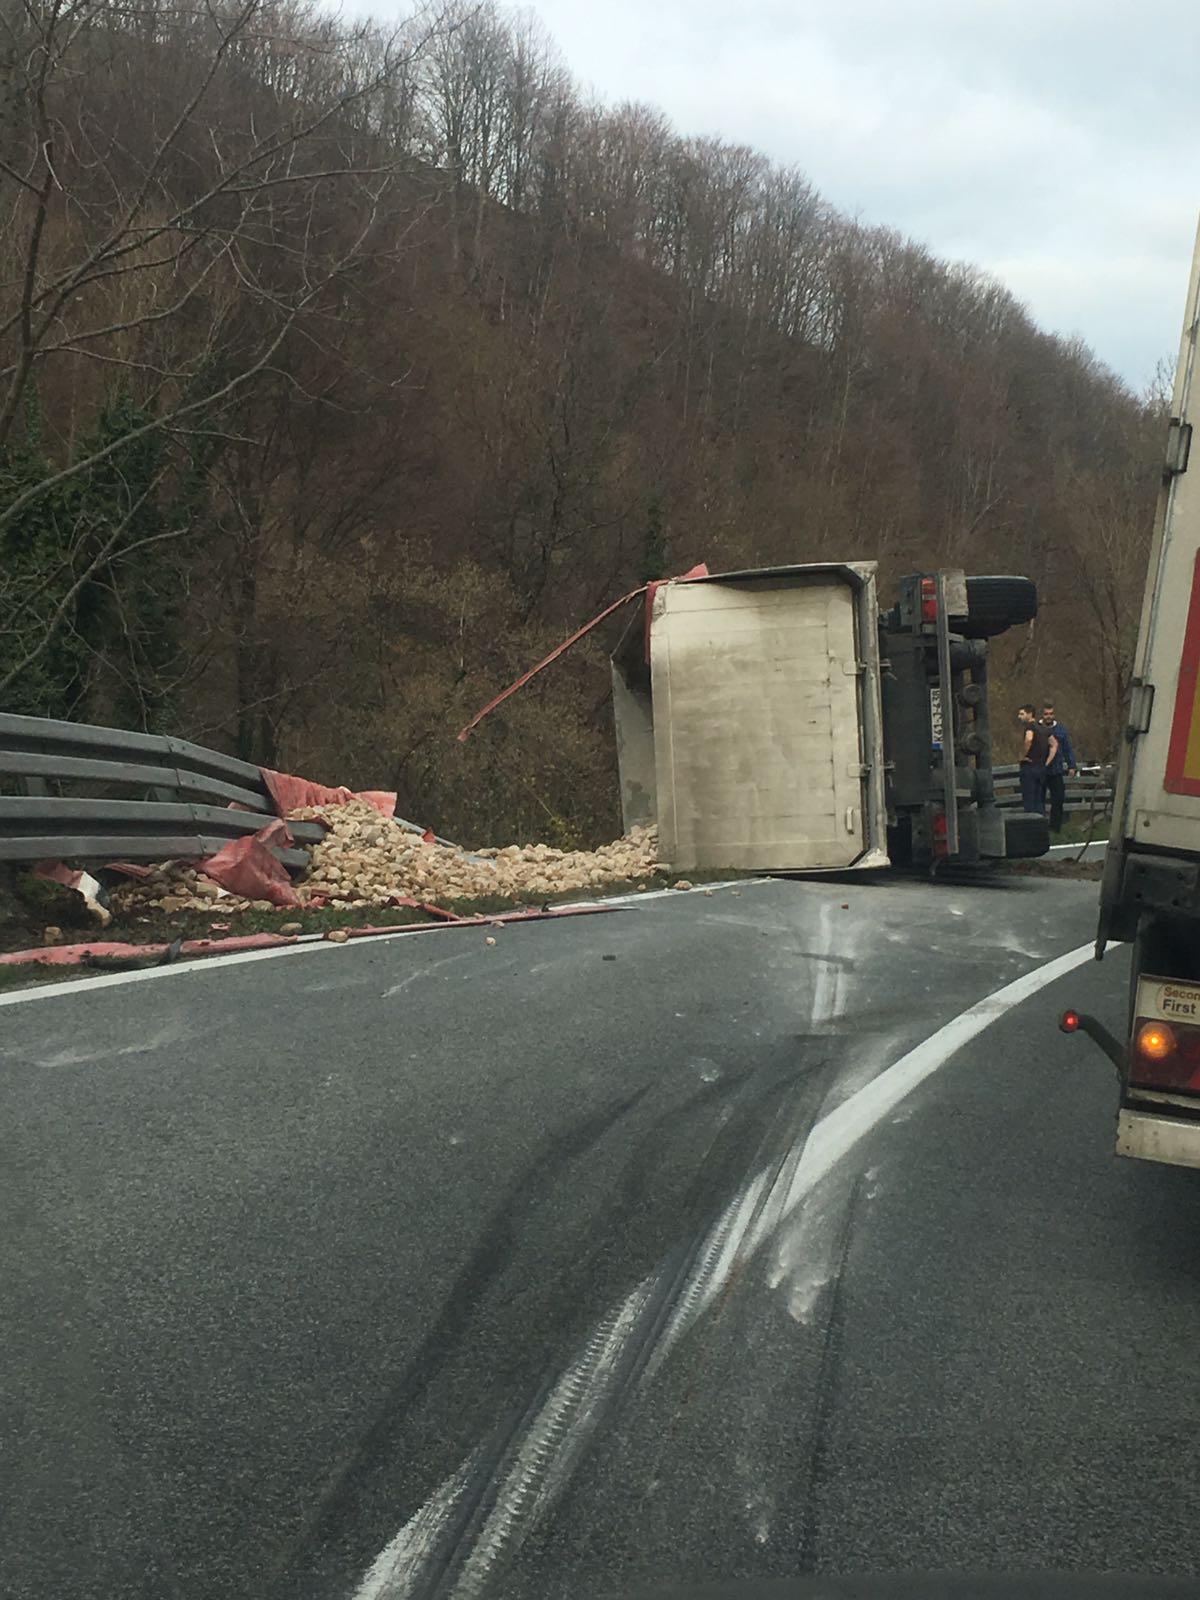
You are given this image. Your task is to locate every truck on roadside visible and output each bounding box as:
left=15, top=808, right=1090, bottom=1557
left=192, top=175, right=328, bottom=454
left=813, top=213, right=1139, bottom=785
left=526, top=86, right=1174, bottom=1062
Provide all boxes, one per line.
left=1067, top=220, right=1200, bottom=1170
left=611, top=562, right=1046, bottom=873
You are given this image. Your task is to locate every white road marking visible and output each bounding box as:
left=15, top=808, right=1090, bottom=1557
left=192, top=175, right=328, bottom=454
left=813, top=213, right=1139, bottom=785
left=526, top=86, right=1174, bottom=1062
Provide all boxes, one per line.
left=1047, top=839, right=1108, bottom=860
left=352, top=937, right=1096, bottom=1598
left=658, top=940, right=1096, bottom=1345
left=0, top=882, right=758, bottom=1007
left=0, top=935, right=340, bottom=1008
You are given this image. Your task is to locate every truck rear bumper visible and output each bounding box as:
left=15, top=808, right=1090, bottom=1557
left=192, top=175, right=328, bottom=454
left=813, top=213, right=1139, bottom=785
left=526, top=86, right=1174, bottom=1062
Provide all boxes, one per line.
left=1117, top=1107, right=1200, bottom=1169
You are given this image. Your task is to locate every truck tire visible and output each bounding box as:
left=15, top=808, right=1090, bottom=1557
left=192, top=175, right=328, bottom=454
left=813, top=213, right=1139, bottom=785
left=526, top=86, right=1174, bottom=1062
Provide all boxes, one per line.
left=1004, top=810, right=1050, bottom=859
left=954, top=576, right=1038, bottom=639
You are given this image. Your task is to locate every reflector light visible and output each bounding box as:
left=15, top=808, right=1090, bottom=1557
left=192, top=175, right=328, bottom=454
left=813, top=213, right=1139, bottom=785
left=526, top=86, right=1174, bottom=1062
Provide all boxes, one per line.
left=920, top=576, right=938, bottom=622
left=1136, top=1021, right=1176, bottom=1061
left=932, top=810, right=949, bottom=857
left=1061, top=1009, right=1080, bottom=1033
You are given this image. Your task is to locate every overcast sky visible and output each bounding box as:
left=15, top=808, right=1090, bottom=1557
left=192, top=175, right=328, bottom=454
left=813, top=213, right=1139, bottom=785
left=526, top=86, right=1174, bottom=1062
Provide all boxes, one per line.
left=438, top=0, right=1198, bottom=393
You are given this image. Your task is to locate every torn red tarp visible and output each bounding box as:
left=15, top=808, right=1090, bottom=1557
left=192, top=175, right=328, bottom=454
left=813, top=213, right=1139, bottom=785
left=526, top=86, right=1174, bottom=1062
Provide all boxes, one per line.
left=31, top=860, right=85, bottom=892
left=643, top=564, right=708, bottom=662
left=197, top=818, right=300, bottom=908
left=260, top=769, right=396, bottom=819
left=389, top=896, right=458, bottom=919
left=0, top=902, right=622, bottom=967
left=29, top=860, right=112, bottom=924
left=0, top=932, right=301, bottom=966
left=456, top=563, right=708, bottom=741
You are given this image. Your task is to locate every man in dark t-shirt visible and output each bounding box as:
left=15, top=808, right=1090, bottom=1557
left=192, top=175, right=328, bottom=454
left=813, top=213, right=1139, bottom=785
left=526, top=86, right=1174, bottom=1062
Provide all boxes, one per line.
left=1017, top=703, right=1057, bottom=814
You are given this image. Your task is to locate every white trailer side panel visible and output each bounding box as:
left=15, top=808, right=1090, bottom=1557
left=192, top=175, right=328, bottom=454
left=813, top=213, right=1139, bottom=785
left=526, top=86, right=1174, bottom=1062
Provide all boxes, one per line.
left=1120, top=218, right=1200, bottom=846
left=650, top=573, right=870, bottom=871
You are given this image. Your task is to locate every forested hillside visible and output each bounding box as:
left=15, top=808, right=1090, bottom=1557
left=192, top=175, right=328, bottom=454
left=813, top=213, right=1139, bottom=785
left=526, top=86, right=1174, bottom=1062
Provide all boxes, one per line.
left=0, top=0, right=1163, bottom=845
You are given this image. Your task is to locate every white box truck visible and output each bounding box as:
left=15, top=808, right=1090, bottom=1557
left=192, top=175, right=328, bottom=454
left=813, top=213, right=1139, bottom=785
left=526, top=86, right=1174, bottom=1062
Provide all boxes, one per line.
left=1069, top=220, right=1200, bottom=1168
left=611, top=561, right=1046, bottom=873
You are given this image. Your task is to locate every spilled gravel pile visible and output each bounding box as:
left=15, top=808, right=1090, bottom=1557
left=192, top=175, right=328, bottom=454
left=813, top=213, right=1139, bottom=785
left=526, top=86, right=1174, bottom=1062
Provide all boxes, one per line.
left=297, top=803, right=661, bottom=905
left=110, top=802, right=664, bottom=914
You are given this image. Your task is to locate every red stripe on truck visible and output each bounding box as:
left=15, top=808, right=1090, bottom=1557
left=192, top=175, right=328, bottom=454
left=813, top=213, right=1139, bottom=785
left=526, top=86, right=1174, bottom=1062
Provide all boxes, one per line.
left=1165, top=548, right=1200, bottom=796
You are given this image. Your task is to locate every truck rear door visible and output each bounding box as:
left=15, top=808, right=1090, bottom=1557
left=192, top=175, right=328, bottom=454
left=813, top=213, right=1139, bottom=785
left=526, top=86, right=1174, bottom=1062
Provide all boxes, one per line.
left=648, top=566, right=885, bottom=871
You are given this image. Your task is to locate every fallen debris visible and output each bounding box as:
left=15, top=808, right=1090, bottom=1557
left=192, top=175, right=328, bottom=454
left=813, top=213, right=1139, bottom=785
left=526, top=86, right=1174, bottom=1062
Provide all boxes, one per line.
left=108, top=806, right=663, bottom=918
left=0, top=902, right=625, bottom=971
left=19, top=864, right=111, bottom=928
left=199, top=819, right=300, bottom=908
left=83, top=935, right=184, bottom=972
left=0, top=931, right=303, bottom=967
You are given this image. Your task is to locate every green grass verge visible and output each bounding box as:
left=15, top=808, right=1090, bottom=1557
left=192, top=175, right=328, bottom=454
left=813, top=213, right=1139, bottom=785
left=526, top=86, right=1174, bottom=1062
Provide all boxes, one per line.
left=0, top=865, right=768, bottom=992
left=1051, top=810, right=1111, bottom=845
left=0, top=870, right=715, bottom=961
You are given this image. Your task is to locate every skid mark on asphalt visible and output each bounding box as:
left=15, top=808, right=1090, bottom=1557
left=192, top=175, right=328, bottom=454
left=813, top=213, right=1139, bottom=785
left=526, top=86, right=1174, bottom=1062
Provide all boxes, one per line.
left=795, top=1171, right=863, bottom=1572
left=7, top=1018, right=203, bottom=1069
left=811, top=899, right=858, bottom=1027
left=351, top=940, right=1095, bottom=1599
left=348, top=896, right=848, bottom=1598
left=285, top=1082, right=657, bottom=1595
left=767, top=1162, right=859, bottom=1327
left=302, top=973, right=380, bottom=993
left=383, top=953, right=474, bottom=999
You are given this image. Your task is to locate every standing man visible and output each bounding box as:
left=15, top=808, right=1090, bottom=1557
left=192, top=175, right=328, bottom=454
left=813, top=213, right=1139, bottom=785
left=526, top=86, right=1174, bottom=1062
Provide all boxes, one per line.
left=1017, top=704, right=1057, bottom=814
left=1042, top=703, right=1078, bottom=834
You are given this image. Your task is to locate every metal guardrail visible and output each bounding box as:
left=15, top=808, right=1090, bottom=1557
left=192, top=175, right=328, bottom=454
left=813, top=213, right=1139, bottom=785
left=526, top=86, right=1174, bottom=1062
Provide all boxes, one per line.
left=0, top=713, right=324, bottom=870
left=991, top=762, right=1114, bottom=814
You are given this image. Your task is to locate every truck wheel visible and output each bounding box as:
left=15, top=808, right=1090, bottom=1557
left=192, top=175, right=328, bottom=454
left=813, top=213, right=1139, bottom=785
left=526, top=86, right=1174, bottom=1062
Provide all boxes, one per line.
left=954, top=576, right=1038, bottom=639
left=1004, top=810, right=1050, bottom=859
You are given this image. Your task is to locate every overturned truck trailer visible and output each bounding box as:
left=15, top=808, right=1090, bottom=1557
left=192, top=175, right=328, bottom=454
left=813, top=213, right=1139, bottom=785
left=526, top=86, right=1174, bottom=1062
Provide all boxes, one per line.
left=611, top=562, right=1046, bottom=874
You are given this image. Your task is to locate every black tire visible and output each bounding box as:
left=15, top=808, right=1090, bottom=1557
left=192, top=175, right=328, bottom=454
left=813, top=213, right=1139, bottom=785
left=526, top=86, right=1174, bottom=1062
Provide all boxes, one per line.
left=953, top=575, right=1038, bottom=639
left=1004, top=810, right=1050, bottom=859
left=887, top=815, right=913, bottom=867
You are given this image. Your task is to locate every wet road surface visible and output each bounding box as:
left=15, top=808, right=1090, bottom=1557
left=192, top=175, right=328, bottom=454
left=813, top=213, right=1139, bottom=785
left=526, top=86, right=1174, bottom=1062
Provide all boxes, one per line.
left=5, top=874, right=1196, bottom=1600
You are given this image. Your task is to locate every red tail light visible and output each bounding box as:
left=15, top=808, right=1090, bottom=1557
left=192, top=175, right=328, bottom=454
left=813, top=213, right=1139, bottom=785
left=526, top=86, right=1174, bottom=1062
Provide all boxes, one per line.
left=920, top=577, right=938, bottom=622
left=932, top=809, right=949, bottom=857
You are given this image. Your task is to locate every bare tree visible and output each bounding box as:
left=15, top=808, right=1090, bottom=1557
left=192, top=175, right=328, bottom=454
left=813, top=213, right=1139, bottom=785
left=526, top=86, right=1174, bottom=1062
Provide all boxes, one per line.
left=0, top=0, right=442, bottom=702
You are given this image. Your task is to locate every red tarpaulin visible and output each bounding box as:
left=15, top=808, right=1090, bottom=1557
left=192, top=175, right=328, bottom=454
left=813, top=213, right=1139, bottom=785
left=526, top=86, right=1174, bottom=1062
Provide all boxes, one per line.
left=0, top=902, right=621, bottom=967
left=260, top=769, right=396, bottom=819
left=197, top=818, right=300, bottom=908
left=30, top=860, right=86, bottom=893
left=0, top=931, right=301, bottom=966
left=456, top=564, right=708, bottom=741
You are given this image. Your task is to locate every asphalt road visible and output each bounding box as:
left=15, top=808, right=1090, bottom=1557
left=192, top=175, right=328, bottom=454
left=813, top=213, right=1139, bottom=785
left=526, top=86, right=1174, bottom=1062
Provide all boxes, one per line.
left=4, top=872, right=1199, bottom=1600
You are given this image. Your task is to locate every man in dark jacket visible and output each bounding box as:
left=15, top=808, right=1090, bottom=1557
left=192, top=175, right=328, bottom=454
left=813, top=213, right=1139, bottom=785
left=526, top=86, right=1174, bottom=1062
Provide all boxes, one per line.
left=1017, top=704, right=1057, bottom=814
left=1042, top=702, right=1077, bottom=833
